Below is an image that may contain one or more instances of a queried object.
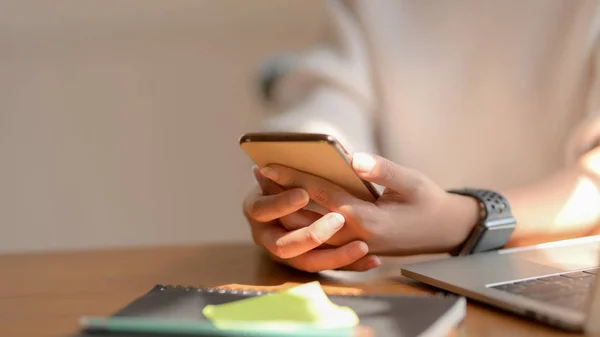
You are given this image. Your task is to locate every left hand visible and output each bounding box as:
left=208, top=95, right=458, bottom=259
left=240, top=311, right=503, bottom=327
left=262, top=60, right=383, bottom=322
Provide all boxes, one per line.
left=258, top=153, right=481, bottom=255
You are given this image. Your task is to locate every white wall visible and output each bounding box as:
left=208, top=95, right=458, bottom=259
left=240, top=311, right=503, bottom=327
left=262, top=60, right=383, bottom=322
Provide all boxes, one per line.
left=0, top=1, right=326, bottom=253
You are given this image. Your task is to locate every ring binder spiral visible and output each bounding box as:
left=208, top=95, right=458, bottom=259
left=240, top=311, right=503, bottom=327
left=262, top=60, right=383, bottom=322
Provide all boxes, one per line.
left=154, top=283, right=450, bottom=298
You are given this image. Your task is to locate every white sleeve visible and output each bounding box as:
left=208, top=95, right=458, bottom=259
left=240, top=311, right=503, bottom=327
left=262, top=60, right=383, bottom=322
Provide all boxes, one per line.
left=259, top=0, right=378, bottom=155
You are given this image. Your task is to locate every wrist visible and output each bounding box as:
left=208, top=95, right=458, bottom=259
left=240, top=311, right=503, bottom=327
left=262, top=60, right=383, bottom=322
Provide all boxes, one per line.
left=440, top=193, right=482, bottom=253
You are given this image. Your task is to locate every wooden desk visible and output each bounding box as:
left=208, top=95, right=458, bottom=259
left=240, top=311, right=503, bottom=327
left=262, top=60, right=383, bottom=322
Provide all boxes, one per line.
left=0, top=243, right=576, bottom=337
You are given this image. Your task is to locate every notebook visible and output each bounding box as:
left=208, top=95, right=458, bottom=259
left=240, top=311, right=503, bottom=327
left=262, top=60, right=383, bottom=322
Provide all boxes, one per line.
left=71, top=284, right=467, bottom=337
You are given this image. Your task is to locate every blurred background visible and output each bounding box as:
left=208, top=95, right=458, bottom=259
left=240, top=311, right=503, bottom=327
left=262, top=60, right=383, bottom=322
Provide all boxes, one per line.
left=0, top=1, right=326, bottom=253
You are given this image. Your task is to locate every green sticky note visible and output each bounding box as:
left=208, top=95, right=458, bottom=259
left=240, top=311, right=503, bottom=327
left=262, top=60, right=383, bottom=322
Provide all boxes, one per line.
left=202, top=282, right=359, bottom=331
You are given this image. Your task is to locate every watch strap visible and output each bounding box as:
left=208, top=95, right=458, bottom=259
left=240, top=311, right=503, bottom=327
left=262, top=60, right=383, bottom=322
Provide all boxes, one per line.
left=447, top=188, right=512, bottom=221
left=447, top=188, right=516, bottom=256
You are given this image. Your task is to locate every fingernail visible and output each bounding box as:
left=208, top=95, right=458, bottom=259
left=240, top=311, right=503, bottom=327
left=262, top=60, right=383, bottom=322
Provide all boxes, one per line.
left=289, top=189, right=308, bottom=206
left=356, top=241, right=369, bottom=254
left=368, top=256, right=381, bottom=268
left=353, top=153, right=376, bottom=173
left=321, top=213, right=345, bottom=232
left=260, top=167, right=278, bottom=181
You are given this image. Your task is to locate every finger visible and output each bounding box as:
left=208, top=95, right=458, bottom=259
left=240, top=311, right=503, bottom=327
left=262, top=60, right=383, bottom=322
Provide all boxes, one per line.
left=351, top=153, right=424, bottom=198
left=280, top=210, right=321, bottom=230
left=253, top=166, right=283, bottom=195
left=319, top=227, right=364, bottom=247
left=259, top=165, right=370, bottom=212
left=284, top=240, right=370, bottom=273
left=303, top=200, right=330, bottom=215
left=255, top=166, right=328, bottom=215
left=244, top=187, right=309, bottom=223
left=259, top=212, right=345, bottom=259
left=336, top=255, right=382, bottom=271
left=255, top=166, right=319, bottom=229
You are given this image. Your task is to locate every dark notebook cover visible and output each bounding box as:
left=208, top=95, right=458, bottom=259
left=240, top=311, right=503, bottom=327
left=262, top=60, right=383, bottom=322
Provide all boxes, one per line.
left=71, top=284, right=466, bottom=337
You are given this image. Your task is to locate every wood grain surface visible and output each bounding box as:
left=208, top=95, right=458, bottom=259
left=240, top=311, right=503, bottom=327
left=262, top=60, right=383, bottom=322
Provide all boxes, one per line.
left=0, top=244, right=579, bottom=337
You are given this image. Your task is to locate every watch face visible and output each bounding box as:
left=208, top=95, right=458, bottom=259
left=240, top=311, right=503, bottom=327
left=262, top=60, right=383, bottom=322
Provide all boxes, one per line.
left=473, top=222, right=516, bottom=254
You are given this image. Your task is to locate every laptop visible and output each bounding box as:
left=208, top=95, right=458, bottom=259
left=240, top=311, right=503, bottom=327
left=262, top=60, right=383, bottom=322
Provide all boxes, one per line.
left=400, top=235, right=600, bottom=333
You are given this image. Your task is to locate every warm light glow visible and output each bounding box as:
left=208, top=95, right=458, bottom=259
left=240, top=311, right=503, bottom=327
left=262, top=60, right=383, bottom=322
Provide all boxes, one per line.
left=553, top=176, right=600, bottom=229
left=529, top=150, right=600, bottom=270
left=535, top=242, right=600, bottom=270
left=216, top=283, right=364, bottom=295
left=582, top=147, right=600, bottom=176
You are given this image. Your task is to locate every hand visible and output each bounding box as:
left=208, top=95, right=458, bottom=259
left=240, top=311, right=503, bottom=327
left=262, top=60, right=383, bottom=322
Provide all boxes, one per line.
left=258, top=153, right=481, bottom=255
left=243, top=166, right=382, bottom=273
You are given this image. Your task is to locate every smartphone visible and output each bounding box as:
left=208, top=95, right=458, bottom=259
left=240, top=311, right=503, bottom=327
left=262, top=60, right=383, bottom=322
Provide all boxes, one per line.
left=239, top=132, right=380, bottom=202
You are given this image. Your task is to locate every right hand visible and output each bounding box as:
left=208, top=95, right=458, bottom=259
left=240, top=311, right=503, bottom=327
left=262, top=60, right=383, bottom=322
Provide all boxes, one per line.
left=243, top=166, right=381, bottom=273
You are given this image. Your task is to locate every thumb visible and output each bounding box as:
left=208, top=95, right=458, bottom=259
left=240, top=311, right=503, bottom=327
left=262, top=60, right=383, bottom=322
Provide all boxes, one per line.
left=351, top=153, right=423, bottom=197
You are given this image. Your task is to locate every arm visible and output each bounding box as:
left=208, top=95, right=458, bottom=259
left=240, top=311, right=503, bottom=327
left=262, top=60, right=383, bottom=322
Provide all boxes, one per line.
left=502, top=152, right=600, bottom=247
left=258, top=0, right=378, bottom=155
left=241, top=1, right=383, bottom=272
left=491, top=41, right=600, bottom=248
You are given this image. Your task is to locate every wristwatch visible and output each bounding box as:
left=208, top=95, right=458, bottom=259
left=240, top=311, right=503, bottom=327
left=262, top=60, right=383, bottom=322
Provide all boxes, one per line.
left=447, top=188, right=517, bottom=256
